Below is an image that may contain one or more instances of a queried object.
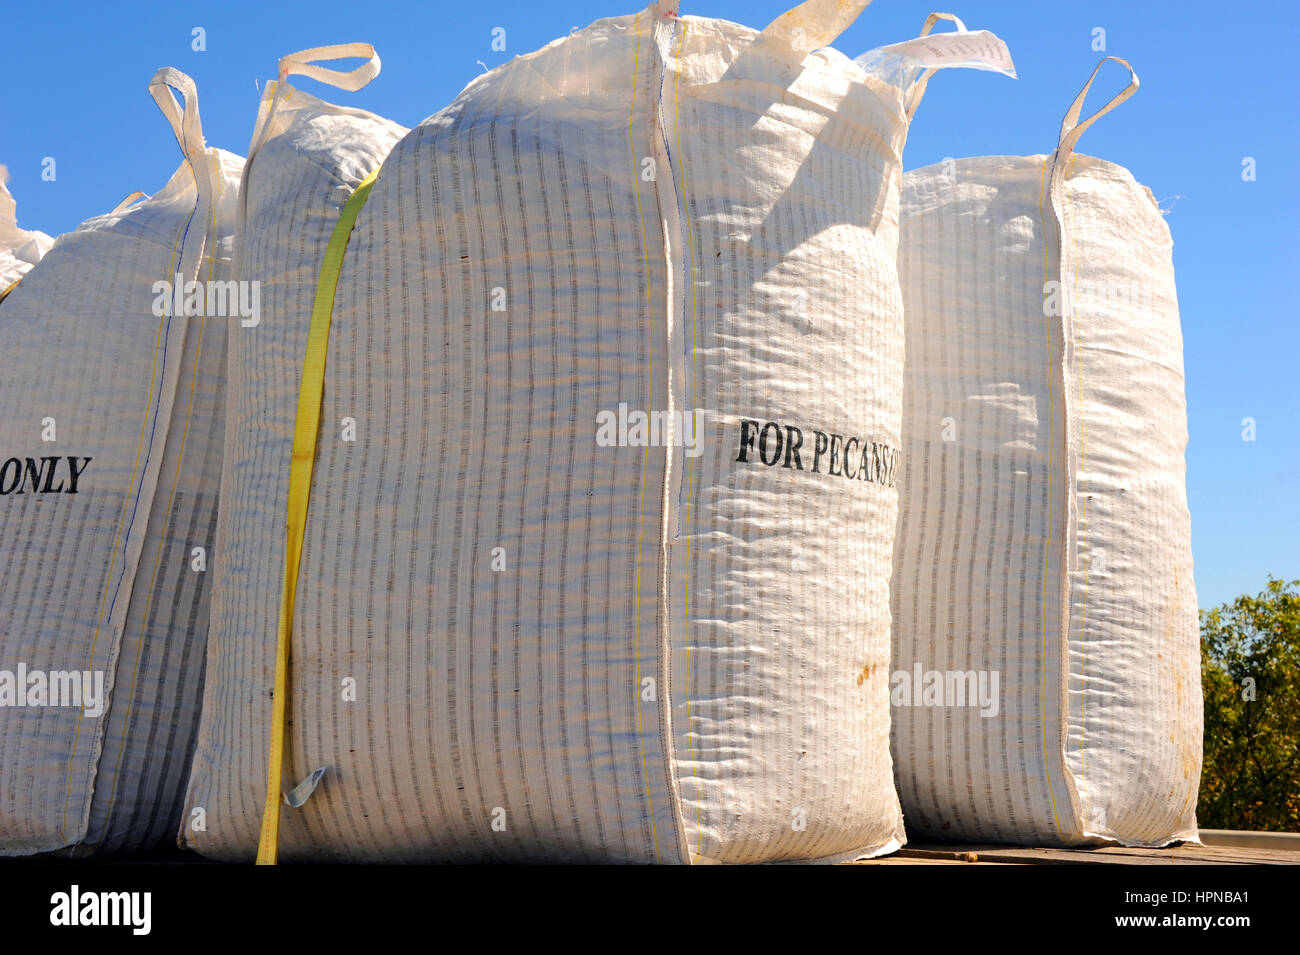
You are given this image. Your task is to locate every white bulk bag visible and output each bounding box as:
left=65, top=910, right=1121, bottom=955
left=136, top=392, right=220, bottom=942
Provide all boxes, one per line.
left=180, top=44, right=408, bottom=859
left=892, top=58, right=1201, bottom=847
left=0, top=166, right=53, bottom=295
left=0, top=69, right=241, bottom=856
left=183, top=2, right=1011, bottom=864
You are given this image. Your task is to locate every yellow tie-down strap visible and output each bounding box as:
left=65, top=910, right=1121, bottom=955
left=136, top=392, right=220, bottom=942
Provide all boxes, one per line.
left=257, top=167, right=380, bottom=865
left=0, top=278, right=21, bottom=305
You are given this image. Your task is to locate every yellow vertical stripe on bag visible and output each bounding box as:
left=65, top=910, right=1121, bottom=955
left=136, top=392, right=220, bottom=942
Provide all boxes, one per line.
left=1036, top=157, right=1065, bottom=840
left=670, top=18, right=705, bottom=861
left=257, top=167, right=380, bottom=865
left=626, top=9, right=663, bottom=865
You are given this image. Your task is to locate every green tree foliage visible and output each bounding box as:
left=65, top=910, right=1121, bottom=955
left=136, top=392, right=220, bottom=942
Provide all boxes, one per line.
left=1199, top=577, right=1300, bottom=831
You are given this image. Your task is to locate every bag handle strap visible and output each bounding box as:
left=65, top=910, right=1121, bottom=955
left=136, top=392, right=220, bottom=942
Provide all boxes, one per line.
left=903, top=12, right=967, bottom=119
left=246, top=43, right=383, bottom=168
left=759, top=0, right=873, bottom=56
left=148, top=67, right=205, bottom=159
left=1057, top=57, right=1139, bottom=159
left=110, top=191, right=149, bottom=215
left=0, top=166, right=17, bottom=239
left=921, top=11, right=966, bottom=32
left=277, top=43, right=381, bottom=92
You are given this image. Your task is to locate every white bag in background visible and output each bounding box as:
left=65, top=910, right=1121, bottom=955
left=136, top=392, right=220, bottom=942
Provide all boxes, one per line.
left=892, top=58, right=1201, bottom=847
left=0, top=69, right=241, bottom=856
left=181, top=44, right=408, bottom=859
left=0, top=165, right=53, bottom=296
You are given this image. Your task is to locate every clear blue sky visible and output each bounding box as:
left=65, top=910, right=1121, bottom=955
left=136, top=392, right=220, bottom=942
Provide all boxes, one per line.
left=1, top=0, right=1294, bottom=610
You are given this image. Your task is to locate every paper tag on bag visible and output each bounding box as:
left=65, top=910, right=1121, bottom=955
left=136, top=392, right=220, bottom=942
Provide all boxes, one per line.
left=854, top=29, right=1017, bottom=88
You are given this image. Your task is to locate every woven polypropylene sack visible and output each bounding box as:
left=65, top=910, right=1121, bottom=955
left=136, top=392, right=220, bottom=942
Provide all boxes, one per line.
left=0, top=69, right=241, bottom=856
left=180, top=45, right=408, bottom=858
left=0, top=166, right=53, bottom=295
left=182, top=2, right=1010, bottom=864
left=891, top=59, right=1201, bottom=847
